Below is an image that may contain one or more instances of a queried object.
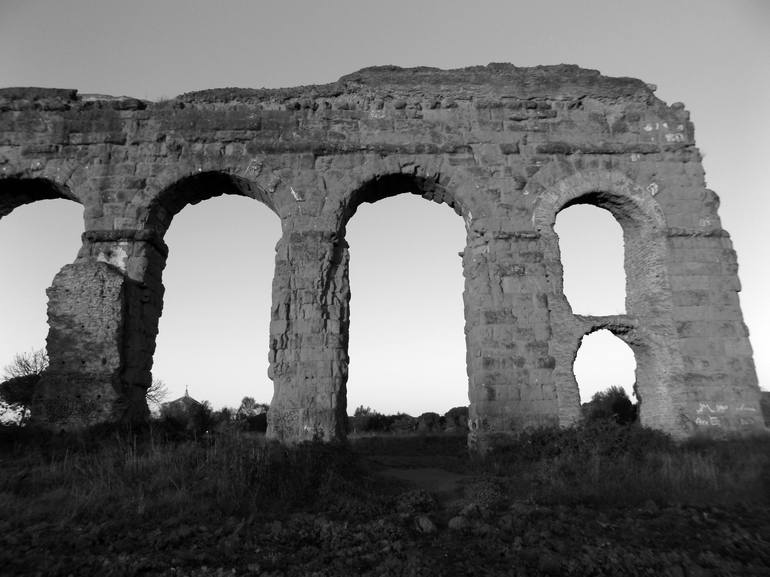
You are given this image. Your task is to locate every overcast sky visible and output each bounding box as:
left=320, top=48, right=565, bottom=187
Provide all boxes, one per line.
left=0, top=0, right=767, bottom=415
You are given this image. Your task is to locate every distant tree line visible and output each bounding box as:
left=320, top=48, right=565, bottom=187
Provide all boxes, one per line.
left=348, top=405, right=469, bottom=434
left=154, top=395, right=271, bottom=439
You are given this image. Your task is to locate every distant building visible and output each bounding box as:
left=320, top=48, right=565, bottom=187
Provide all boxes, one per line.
left=160, top=387, right=202, bottom=420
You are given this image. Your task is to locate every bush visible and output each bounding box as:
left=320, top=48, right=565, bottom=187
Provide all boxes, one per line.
left=443, top=406, right=469, bottom=431
left=353, top=405, right=375, bottom=417
left=1, top=348, right=48, bottom=424
left=583, top=385, right=638, bottom=425
left=235, top=397, right=269, bottom=432
left=156, top=400, right=214, bottom=440
left=0, top=374, right=40, bottom=421
left=486, top=420, right=674, bottom=470
left=238, top=412, right=267, bottom=432
left=349, top=410, right=396, bottom=433
left=417, top=412, right=440, bottom=433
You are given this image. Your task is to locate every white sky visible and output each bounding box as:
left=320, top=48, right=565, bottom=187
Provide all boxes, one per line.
left=0, top=0, right=767, bottom=414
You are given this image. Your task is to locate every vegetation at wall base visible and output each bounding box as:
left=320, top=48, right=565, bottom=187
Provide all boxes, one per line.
left=1, top=418, right=768, bottom=575
left=0, top=348, right=48, bottom=425
left=478, top=422, right=769, bottom=508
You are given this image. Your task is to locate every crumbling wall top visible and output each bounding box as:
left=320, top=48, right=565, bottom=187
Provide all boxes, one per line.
left=0, top=64, right=656, bottom=110
left=182, top=64, right=655, bottom=104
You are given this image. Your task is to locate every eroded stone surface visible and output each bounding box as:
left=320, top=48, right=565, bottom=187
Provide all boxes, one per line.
left=0, top=64, right=763, bottom=444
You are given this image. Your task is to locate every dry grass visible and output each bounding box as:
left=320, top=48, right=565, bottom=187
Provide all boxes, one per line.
left=0, top=428, right=369, bottom=530
left=476, top=424, right=770, bottom=508
left=1, top=422, right=767, bottom=576
left=1, top=422, right=768, bottom=531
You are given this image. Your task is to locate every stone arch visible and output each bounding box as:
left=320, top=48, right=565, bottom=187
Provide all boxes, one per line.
left=554, top=203, right=625, bottom=315
left=265, top=170, right=473, bottom=443
left=339, top=172, right=468, bottom=233
left=532, top=169, right=670, bottom=318
left=0, top=177, right=81, bottom=219
left=119, top=171, right=282, bottom=412
left=0, top=177, right=84, bottom=356
left=0, top=178, right=104, bottom=427
left=531, top=168, right=683, bottom=432
left=340, top=172, right=469, bottom=421
left=577, top=317, right=684, bottom=428
left=342, top=173, right=470, bottom=416
left=144, top=170, right=279, bottom=237
left=572, top=322, right=637, bottom=400
left=1, top=66, right=762, bottom=441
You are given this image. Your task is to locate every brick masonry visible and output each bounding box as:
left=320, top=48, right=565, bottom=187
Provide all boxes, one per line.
left=0, top=64, right=764, bottom=447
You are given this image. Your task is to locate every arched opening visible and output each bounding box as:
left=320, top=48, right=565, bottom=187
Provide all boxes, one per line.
left=533, top=170, right=677, bottom=431
left=147, top=173, right=281, bottom=414
left=0, top=180, right=83, bottom=420
left=144, top=171, right=276, bottom=235
left=574, top=329, right=638, bottom=419
left=554, top=203, right=625, bottom=315
left=0, top=177, right=79, bottom=220
left=343, top=175, right=468, bottom=430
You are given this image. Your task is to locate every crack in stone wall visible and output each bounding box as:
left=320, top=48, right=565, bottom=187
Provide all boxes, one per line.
left=0, top=64, right=764, bottom=445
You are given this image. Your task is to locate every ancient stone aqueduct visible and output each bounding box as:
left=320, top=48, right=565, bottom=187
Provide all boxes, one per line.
left=0, top=64, right=764, bottom=448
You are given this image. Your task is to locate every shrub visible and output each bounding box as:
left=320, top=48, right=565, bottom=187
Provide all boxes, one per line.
left=235, top=397, right=269, bottom=432
left=1, top=348, right=48, bottom=424
left=0, top=374, right=40, bottom=424
left=443, top=406, right=469, bottom=431
left=157, top=400, right=214, bottom=440
left=417, top=412, right=441, bottom=433
left=347, top=407, right=415, bottom=433
left=583, top=385, right=638, bottom=425
left=353, top=405, right=375, bottom=417
left=349, top=410, right=395, bottom=433
left=238, top=412, right=267, bottom=432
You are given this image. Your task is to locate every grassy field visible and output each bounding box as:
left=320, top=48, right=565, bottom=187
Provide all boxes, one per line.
left=1, top=422, right=768, bottom=576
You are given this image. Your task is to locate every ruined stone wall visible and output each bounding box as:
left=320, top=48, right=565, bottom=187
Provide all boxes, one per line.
left=0, top=64, right=763, bottom=444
